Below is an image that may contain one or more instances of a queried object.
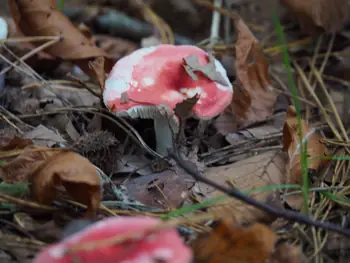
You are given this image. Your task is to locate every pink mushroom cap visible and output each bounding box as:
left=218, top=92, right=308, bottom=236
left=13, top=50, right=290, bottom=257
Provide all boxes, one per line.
left=103, top=44, right=233, bottom=119
left=33, top=216, right=193, bottom=263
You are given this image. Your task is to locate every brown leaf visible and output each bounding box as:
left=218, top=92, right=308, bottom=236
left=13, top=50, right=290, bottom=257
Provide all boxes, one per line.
left=174, top=95, right=200, bottom=120
left=231, top=19, right=276, bottom=129
left=201, top=151, right=286, bottom=224
left=192, top=221, right=277, bottom=263
left=30, top=151, right=101, bottom=218
left=281, top=0, right=348, bottom=34
left=125, top=169, right=190, bottom=209
left=0, top=145, right=57, bottom=183
left=89, top=57, right=106, bottom=92
left=283, top=106, right=330, bottom=185
left=270, top=243, right=307, bottom=263
left=91, top=35, right=138, bottom=59
left=0, top=141, right=100, bottom=217
left=9, top=0, right=115, bottom=76
left=0, top=136, right=33, bottom=151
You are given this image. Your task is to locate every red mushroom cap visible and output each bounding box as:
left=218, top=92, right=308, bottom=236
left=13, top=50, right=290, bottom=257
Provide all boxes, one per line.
left=33, top=216, right=192, bottom=263
left=103, top=44, right=233, bottom=119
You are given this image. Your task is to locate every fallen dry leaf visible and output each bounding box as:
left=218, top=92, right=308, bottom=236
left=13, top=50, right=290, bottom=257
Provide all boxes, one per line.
left=270, top=243, right=306, bottom=263
left=91, top=35, right=138, bottom=59
left=89, top=57, right=106, bottom=92
left=230, top=18, right=276, bottom=129
left=183, top=54, right=229, bottom=86
left=29, top=151, right=101, bottom=217
left=283, top=106, right=330, bottom=185
left=125, top=169, right=190, bottom=209
left=0, top=140, right=101, bottom=217
left=174, top=94, right=200, bottom=120
left=201, top=151, right=286, bottom=224
left=9, top=0, right=115, bottom=77
left=0, top=147, right=57, bottom=183
left=280, top=0, right=348, bottom=34
left=192, top=221, right=277, bottom=263
left=0, top=136, right=33, bottom=152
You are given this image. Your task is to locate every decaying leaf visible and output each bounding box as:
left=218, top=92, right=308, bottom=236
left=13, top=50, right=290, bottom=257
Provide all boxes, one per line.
left=283, top=106, right=330, bottom=185
left=89, top=57, right=106, bottom=92
left=23, top=124, right=66, bottom=147
left=91, top=35, right=138, bottom=59
left=125, top=169, right=190, bottom=209
left=183, top=54, right=229, bottom=86
left=270, top=243, right=307, bottom=263
left=174, top=94, right=200, bottom=119
left=0, top=139, right=101, bottom=217
left=0, top=136, right=33, bottom=152
left=9, top=0, right=115, bottom=77
left=280, top=0, right=348, bottom=34
left=0, top=145, right=57, bottom=183
left=231, top=19, right=276, bottom=129
left=29, top=151, right=101, bottom=218
left=192, top=221, right=277, bottom=263
left=201, top=151, right=286, bottom=224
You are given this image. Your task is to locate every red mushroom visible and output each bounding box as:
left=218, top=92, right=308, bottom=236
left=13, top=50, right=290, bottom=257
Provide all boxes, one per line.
left=33, top=216, right=193, bottom=263
left=103, top=44, right=233, bottom=156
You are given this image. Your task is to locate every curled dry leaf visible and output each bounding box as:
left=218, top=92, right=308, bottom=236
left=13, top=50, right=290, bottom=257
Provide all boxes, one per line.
left=89, top=57, right=106, bottom=92
left=270, top=243, right=307, bottom=263
left=9, top=0, right=115, bottom=77
left=0, top=146, right=57, bottom=184
left=230, top=19, right=276, bottom=129
left=283, top=106, right=330, bottom=185
left=91, top=35, right=138, bottom=59
left=30, top=151, right=101, bottom=218
left=201, top=151, right=286, bottom=224
left=280, top=0, right=348, bottom=34
left=0, top=139, right=101, bottom=217
left=192, top=221, right=277, bottom=263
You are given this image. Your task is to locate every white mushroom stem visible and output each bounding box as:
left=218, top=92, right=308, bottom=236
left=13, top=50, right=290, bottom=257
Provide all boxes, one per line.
left=209, top=0, right=223, bottom=45
left=153, top=114, right=175, bottom=157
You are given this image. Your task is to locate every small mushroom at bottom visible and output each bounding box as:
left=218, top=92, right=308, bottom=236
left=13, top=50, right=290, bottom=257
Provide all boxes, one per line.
left=33, top=216, right=193, bottom=263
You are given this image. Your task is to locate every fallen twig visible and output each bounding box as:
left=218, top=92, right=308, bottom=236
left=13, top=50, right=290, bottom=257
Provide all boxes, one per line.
left=169, top=148, right=350, bottom=237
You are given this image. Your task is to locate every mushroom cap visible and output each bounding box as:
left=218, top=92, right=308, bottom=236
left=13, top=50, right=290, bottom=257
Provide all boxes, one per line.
left=0, top=17, right=8, bottom=40
left=33, top=216, right=193, bottom=263
left=103, top=44, right=233, bottom=120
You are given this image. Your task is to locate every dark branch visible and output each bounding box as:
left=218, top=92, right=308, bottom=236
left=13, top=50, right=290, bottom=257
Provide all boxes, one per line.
left=169, top=149, right=350, bottom=237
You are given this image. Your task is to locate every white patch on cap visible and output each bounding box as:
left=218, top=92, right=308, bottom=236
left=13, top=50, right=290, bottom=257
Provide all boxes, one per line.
left=93, top=220, right=107, bottom=230
left=162, top=90, right=184, bottom=101
left=0, top=17, right=8, bottom=40
left=213, top=58, right=233, bottom=92
left=142, top=77, right=155, bottom=86
left=48, top=245, right=65, bottom=259
left=105, top=46, right=157, bottom=104
left=130, top=253, right=153, bottom=263
left=103, top=78, right=130, bottom=104
left=180, top=88, right=188, bottom=94
left=131, top=80, right=139, bottom=88
left=188, top=86, right=202, bottom=97
left=152, top=248, right=174, bottom=260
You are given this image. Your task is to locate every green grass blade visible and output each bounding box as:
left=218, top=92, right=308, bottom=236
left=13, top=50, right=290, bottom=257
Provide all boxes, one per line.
left=161, top=184, right=301, bottom=219
left=272, top=12, right=310, bottom=214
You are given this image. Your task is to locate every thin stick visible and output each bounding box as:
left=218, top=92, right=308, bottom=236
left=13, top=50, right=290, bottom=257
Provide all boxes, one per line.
left=0, top=193, right=57, bottom=211
left=169, top=149, right=350, bottom=237
left=0, top=36, right=60, bottom=44
left=0, top=38, right=60, bottom=75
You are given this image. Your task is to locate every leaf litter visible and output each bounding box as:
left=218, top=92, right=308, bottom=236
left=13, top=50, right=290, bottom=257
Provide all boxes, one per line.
left=0, top=0, right=349, bottom=262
